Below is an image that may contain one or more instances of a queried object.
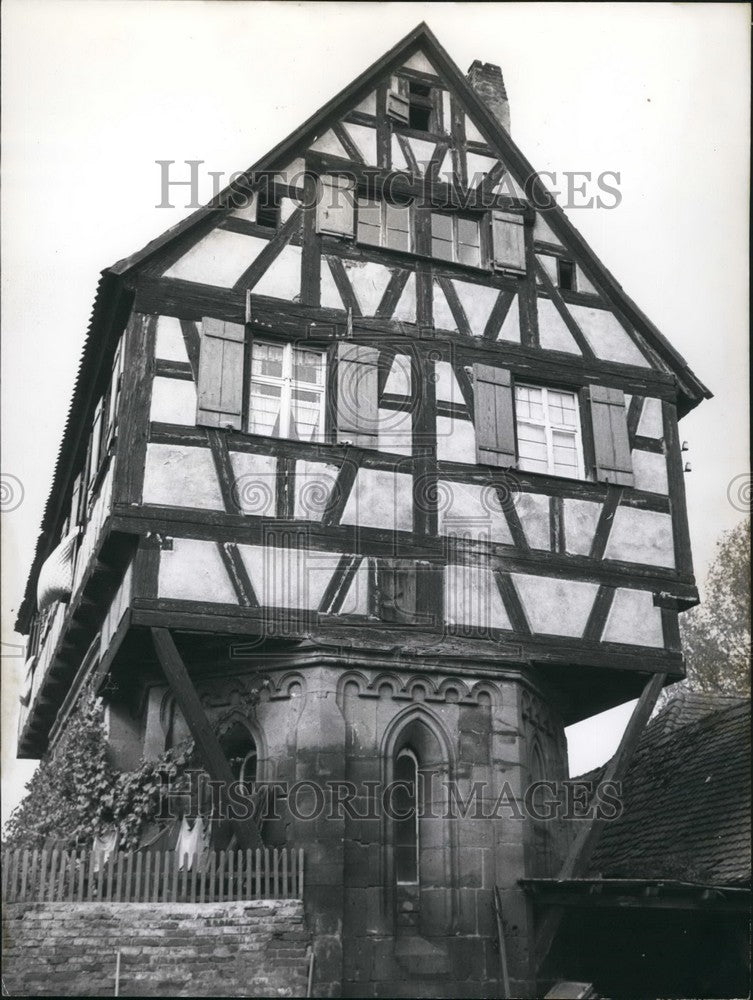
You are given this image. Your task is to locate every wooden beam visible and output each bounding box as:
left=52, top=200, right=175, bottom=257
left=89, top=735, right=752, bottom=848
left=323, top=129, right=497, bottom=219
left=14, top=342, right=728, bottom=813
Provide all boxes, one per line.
left=534, top=672, right=666, bottom=974
left=150, top=627, right=262, bottom=849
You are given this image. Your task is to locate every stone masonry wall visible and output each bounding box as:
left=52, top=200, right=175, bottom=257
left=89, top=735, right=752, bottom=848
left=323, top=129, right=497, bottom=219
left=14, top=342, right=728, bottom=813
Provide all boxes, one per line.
left=2, top=900, right=310, bottom=997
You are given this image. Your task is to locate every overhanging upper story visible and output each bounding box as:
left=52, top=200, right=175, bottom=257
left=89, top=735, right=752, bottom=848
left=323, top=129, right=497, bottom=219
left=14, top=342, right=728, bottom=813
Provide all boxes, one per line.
left=15, top=23, right=711, bottom=757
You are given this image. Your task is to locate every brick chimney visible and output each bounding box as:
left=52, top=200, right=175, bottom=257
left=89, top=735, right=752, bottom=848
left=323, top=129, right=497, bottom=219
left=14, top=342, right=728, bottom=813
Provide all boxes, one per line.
left=467, top=60, right=510, bottom=133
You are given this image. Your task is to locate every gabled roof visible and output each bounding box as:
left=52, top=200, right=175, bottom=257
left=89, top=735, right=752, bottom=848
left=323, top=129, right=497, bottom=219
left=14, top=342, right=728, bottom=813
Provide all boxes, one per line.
left=587, top=693, right=751, bottom=886
left=15, top=22, right=711, bottom=632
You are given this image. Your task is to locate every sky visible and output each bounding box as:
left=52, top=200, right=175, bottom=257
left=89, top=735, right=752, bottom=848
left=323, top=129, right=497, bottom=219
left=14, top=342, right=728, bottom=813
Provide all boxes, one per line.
left=1, top=1, right=749, bottom=825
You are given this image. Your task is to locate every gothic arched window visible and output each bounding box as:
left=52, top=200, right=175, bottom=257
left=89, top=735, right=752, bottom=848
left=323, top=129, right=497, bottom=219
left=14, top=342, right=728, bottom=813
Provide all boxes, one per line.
left=394, top=748, right=419, bottom=885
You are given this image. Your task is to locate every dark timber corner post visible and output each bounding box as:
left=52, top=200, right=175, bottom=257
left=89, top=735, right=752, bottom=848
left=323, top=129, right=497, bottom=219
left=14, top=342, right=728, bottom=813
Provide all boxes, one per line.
left=150, top=627, right=262, bottom=850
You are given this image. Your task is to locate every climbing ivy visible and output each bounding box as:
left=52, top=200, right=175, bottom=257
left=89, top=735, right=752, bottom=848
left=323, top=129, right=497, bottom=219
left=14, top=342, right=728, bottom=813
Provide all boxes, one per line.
left=3, top=695, right=194, bottom=851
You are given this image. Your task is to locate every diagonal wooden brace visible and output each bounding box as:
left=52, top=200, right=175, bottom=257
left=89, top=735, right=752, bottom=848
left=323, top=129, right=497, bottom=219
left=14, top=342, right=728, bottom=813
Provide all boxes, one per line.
left=535, top=672, right=666, bottom=975
left=151, top=627, right=262, bottom=850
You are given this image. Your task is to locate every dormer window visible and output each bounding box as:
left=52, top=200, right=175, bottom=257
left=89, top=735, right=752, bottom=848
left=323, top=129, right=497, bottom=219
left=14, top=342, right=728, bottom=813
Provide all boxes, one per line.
left=431, top=212, right=481, bottom=267
left=357, top=197, right=412, bottom=251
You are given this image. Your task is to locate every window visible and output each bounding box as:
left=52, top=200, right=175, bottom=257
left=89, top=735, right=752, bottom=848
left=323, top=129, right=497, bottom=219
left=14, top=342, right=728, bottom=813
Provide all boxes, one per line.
left=386, top=77, right=441, bottom=132
left=248, top=340, right=326, bottom=442
left=357, top=198, right=411, bottom=251
left=408, top=81, right=433, bottom=131
left=515, top=384, right=584, bottom=479
left=256, top=188, right=280, bottom=229
left=394, top=749, right=419, bottom=884
left=557, top=258, right=576, bottom=291
left=431, top=212, right=482, bottom=267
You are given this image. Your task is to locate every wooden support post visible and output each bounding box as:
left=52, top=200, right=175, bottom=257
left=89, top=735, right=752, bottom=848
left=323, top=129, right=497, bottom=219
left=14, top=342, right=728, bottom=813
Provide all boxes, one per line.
left=535, top=672, right=666, bottom=975
left=150, top=627, right=262, bottom=849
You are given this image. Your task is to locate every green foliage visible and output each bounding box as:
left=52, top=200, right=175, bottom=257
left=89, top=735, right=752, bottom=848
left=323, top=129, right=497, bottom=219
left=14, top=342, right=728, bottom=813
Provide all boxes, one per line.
left=3, top=695, right=194, bottom=851
left=673, top=517, right=751, bottom=698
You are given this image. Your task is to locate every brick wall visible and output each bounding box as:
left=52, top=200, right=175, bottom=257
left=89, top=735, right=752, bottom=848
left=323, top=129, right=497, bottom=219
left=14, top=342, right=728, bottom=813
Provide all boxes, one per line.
left=2, top=900, right=310, bottom=997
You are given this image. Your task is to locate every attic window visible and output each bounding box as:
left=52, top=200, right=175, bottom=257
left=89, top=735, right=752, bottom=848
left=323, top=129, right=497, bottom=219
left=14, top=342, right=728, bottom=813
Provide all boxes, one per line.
left=256, top=190, right=280, bottom=229
left=408, top=81, right=433, bottom=131
left=557, top=259, right=576, bottom=292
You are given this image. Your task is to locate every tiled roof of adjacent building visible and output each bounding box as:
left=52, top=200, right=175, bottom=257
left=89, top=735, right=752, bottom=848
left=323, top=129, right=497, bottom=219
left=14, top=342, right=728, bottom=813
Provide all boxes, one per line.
left=588, top=690, right=751, bottom=886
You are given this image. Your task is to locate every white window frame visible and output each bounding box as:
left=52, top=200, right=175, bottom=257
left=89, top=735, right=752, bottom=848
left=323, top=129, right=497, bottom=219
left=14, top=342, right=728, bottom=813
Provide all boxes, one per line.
left=247, top=340, right=327, bottom=442
left=515, top=383, right=585, bottom=479
left=430, top=211, right=483, bottom=267
left=356, top=197, right=413, bottom=252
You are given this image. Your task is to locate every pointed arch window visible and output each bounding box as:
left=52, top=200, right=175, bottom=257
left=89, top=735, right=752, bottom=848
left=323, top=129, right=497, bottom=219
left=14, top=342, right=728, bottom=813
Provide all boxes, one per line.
left=394, top=748, right=419, bottom=884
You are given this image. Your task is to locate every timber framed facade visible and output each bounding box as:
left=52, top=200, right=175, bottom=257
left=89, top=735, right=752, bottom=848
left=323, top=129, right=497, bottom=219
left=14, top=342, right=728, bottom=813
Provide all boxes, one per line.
left=14, top=23, right=710, bottom=998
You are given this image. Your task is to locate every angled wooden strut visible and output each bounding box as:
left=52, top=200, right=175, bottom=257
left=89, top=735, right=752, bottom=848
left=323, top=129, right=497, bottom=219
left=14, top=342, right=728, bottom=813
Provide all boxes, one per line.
left=535, top=672, right=666, bottom=975
left=150, top=627, right=262, bottom=850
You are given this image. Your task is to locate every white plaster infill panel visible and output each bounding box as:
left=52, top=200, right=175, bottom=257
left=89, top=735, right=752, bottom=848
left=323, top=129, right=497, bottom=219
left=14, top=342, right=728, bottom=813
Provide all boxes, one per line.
left=603, top=589, right=664, bottom=647
left=436, top=415, right=476, bottom=464
left=155, top=316, right=190, bottom=363
left=604, top=507, right=675, bottom=568
left=392, top=273, right=417, bottom=324
left=537, top=298, right=580, bottom=354
left=250, top=244, right=302, bottom=301
left=163, top=231, right=269, bottom=287
left=293, top=460, right=339, bottom=521
left=498, top=295, right=521, bottom=343
left=342, top=123, right=378, bottom=165
left=384, top=355, right=412, bottom=396
left=150, top=377, right=197, bottom=426
left=511, top=574, right=599, bottom=638
left=437, top=481, right=513, bottom=545
left=568, top=304, right=651, bottom=368
left=631, top=450, right=669, bottom=495
left=237, top=545, right=341, bottom=610
left=516, top=493, right=551, bottom=550
left=452, top=280, right=500, bottom=338
left=229, top=452, right=277, bottom=517
left=158, top=538, right=237, bottom=604
left=563, top=498, right=602, bottom=556
left=636, top=396, right=664, bottom=439
left=377, top=407, right=413, bottom=456
left=434, top=361, right=464, bottom=404
left=340, top=469, right=413, bottom=533
left=444, top=563, right=511, bottom=630
left=143, top=443, right=224, bottom=511
left=345, top=260, right=392, bottom=317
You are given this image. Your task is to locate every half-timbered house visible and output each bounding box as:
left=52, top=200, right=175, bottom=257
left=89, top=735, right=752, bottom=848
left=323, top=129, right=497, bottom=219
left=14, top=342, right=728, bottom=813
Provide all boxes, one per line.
left=15, top=23, right=710, bottom=997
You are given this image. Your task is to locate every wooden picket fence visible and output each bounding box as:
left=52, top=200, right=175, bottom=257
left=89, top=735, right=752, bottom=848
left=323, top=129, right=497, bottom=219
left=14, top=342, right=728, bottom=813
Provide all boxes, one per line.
left=1, top=847, right=303, bottom=904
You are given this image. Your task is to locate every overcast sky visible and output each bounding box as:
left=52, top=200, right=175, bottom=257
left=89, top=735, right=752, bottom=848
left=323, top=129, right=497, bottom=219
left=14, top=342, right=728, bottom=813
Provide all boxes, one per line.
left=1, top=2, right=749, bottom=824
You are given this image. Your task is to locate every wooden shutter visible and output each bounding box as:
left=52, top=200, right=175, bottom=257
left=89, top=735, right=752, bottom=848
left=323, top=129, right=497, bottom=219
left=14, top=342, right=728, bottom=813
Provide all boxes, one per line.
left=589, top=385, right=634, bottom=486
left=474, top=363, right=516, bottom=467
left=88, top=399, right=104, bottom=489
left=70, top=473, right=83, bottom=528
left=387, top=92, right=409, bottom=124
left=105, top=337, right=124, bottom=446
left=335, top=342, right=379, bottom=447
left=196, top=317, right=246, bottom=429
left=491, top=211, right=526, bottom=273
left=316, top=175, right=355, bottom=238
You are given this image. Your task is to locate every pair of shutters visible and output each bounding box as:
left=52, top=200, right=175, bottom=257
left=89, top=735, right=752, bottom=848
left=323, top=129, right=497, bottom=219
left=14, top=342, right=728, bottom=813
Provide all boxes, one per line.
left=196, top=319, right=380, bottom=445
left=473, top=364, right=633, bottom=484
